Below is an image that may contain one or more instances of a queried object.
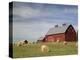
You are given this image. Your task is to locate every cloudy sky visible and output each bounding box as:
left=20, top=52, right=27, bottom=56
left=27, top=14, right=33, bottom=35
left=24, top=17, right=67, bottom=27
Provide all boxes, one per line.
left=10, top=2, right=78, bottom=42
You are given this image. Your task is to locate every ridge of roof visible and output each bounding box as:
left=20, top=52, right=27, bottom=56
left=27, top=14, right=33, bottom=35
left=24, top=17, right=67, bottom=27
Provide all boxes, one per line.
left=46, top=24, right=71, bottom=35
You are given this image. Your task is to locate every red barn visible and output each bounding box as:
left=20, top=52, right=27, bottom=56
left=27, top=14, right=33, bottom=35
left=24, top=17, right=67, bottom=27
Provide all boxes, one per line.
left=43, top=24, right=77, bottom=42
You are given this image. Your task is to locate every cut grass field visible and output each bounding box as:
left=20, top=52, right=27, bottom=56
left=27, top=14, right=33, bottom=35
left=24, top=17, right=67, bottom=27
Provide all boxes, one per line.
left=13, top=42, right=78, bottom=58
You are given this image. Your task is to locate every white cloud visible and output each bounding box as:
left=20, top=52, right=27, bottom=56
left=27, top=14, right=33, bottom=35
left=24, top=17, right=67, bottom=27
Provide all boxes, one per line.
left=13, top=6, right=42, bottom=18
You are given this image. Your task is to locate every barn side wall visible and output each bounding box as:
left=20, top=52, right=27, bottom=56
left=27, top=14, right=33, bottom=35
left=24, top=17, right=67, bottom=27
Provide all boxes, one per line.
left=65, top=26, right=77, bottom=42
left=44, top=33, right=65, bottom=42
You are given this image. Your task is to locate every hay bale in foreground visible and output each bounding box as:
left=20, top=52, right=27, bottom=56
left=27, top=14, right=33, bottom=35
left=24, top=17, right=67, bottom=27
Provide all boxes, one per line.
left=41, top=45, right=49, bottom=52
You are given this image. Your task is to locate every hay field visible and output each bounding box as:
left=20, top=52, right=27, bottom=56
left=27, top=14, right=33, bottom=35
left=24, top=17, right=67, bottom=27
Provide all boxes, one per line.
left=13, top=42, right=78, bottom=58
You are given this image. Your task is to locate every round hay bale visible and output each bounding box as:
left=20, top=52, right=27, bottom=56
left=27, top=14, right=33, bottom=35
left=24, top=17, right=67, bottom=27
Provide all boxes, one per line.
left=63, top=41, right=67, bottom=45
left=41, top=45, right=49, bottom=52
left=16, top=41, right=24, bottom=46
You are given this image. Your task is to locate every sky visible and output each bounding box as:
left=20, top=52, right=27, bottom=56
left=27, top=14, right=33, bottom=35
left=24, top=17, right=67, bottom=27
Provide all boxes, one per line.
left=10, top=2, right=78, bottom=42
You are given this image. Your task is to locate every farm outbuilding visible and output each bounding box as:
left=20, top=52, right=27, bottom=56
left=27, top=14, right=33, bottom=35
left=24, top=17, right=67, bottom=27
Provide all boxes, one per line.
left=37, top=37, right=44, bottom=43
left=43, top=24, right=77, bottom=42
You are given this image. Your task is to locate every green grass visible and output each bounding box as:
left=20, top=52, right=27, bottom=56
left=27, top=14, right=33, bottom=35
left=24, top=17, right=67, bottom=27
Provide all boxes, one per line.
left=13, top=42, right=78, bottom=58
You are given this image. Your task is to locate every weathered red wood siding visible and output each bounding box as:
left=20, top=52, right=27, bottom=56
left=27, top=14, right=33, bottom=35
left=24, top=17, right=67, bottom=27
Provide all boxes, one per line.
left=65, top=26, right=76, bottom=41
left=44, top=33, right=65, bottom=42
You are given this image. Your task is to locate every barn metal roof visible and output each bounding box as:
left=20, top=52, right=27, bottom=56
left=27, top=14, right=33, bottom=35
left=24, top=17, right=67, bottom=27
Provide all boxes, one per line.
left=46, top=24, right=71, bottom=35
left=38, top=37, right=44, bottom=40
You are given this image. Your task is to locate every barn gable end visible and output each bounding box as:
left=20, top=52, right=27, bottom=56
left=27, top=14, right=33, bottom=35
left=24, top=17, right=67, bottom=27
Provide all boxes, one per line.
left=65, top=25, right=76, bottom=41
